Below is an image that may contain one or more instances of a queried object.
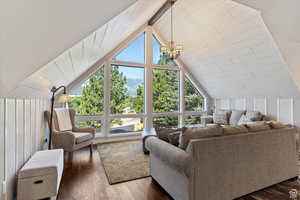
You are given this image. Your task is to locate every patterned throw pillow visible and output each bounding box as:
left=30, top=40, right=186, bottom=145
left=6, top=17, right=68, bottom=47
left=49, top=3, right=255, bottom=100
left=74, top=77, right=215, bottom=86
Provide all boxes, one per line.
left=213, top=113, right=228, bottom=125
left=229, top=110, right=246, bottom=125
left=238, top=114, right=251, bottom=125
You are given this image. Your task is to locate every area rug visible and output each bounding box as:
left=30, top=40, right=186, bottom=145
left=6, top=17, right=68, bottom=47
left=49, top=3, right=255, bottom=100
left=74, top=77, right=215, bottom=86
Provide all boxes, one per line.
left=97, top=140, right=149, bottom=184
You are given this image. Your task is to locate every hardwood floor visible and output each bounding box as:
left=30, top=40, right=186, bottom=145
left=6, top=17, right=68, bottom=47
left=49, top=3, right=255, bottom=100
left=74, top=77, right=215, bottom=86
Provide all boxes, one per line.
left=57, top=146, right=299, bottom=200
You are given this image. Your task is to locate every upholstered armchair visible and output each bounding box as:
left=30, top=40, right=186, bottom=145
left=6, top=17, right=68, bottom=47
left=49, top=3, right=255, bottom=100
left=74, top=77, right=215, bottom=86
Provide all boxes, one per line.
left=45, top=109, right=95, bottom=156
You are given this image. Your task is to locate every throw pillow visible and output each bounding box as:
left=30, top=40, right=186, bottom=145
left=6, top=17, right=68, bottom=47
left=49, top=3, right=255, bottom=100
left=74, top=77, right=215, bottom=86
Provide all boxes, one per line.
left=156, top=128, right=183, bottom=142
left=230, top=110, right=246, bottom=125
left=213, top=113, right=228, bottom=125
left=237, top=114, right=251, bottom=125
left=222, top=125, right=248, bottom=135
left=245, top=122, right=271, bottom=132
left=168, top=131, right=181, bottom=146
left=179, top=125, right=223, bottom=149
left=245, top=111, right=262, bottom=121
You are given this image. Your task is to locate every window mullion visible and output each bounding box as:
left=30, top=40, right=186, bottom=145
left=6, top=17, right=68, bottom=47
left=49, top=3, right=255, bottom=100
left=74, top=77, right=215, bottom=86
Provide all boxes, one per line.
left=179, top=70, right=185, bottom=128
left=102, top=62, right=111, bottom=136
left=145, top=26, right=153, bottom=130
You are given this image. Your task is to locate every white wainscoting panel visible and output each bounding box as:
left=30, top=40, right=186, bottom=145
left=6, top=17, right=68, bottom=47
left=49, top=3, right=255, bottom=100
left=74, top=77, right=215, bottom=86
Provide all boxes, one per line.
left=215, top=97, right=298, bottom=126
left=254, top=98, right=267, bottom=115
left=5, top=99, right=16, bottom=200
left=0, top=97, right=49, bottom=199
left=0, top=99, right=5, bottom=200
left=278, top=98, right=293, bottom=124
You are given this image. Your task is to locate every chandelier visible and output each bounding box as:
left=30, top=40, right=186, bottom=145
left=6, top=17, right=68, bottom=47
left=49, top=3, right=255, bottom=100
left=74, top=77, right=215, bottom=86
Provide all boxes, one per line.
left=160, top=0, right=183, bottom=60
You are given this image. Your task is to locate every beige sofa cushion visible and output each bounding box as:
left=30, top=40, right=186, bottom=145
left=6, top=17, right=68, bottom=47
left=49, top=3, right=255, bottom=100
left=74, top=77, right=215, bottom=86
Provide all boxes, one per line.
left=268, top=121, right=289, bottom=129
left=215, top=109, right=231, bottom=124
left=245, top=123, right=271, bottom=132
left=179, top=125, right=223, bottom=149
left=222, top=125, right=248, bottom=135
left=230, top=110, right=245, bottom=125
left=73, top=132, right=93, bottom=144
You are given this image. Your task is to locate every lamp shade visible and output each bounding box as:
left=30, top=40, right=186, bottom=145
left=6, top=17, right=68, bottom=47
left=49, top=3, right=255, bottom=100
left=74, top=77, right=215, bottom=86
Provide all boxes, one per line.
left=57, top=94, right=70, bottom=103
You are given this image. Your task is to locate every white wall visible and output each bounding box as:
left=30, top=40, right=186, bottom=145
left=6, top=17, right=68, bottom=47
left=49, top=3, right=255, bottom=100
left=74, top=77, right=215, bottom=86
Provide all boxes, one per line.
left=0, top=98, right=49, bottom=200
left=215, top=97, right=300, bottom=126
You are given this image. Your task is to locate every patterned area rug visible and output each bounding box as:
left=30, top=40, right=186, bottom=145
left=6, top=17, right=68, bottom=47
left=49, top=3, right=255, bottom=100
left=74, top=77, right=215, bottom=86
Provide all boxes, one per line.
left=98, top=140, right=149, bottom=184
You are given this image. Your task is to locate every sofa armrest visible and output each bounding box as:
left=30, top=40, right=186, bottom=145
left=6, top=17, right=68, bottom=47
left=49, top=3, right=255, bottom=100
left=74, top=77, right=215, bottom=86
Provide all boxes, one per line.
left=72, top=127, right=96, bottom=136
left=52, top=131, right=76, bottom=152
left=145, top=137, right=191, bottom=176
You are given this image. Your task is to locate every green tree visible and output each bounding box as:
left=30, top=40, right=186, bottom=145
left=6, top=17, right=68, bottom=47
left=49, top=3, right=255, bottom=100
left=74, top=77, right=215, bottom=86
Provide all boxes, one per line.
left=69, top=66, right=129, bottom=128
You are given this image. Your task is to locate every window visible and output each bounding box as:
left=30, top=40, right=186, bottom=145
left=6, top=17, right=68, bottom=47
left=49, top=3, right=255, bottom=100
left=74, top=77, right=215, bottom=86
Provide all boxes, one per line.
left=114, top=33, right=145, bottom=63
left=153, top=69, right=179, bottom=112
left=76, top=120, right=102, bottom=133
left=153, top=116, right=179, bottom=129
left=152, top=35, right=178, bottom=66
left=110, top=118, right=143, bottom=134
left=69, top=67, right=104, bottom=115
left=67, top=28, right=208, bottom=137
left=185, top=76, right=204, bottom=112
left=184, top=115, right=201, bottom=126
left=110, top=65, right=145, bottom=114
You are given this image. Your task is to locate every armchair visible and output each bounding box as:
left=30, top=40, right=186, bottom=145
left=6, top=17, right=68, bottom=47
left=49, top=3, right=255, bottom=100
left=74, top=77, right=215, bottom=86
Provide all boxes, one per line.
left=45, top=109, right=95, bottom=157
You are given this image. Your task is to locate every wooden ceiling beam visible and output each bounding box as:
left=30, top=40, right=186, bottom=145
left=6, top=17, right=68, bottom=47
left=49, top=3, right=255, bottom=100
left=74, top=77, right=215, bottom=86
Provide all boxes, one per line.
left=148, top=0, right=177, bottom=26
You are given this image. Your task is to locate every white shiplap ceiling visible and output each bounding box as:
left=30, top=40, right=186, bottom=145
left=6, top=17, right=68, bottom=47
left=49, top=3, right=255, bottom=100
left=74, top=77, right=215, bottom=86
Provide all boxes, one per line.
left=7, top=0, right=165, bottom=97
left=234, top=0, right=300, bottom=93
left=0, top=0, right=137, bottom=97
left=155, top=0, right=300, bottom=98
left=5, top=0, right=300, bottom=99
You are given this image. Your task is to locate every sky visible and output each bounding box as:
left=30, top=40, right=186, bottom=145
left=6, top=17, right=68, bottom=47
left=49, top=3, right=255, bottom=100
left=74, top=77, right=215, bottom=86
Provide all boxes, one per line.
left=114, top=33, right=161, bottom=80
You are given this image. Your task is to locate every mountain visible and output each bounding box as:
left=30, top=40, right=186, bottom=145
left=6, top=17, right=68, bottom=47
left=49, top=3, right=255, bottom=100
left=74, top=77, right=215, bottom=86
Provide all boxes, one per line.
left=126, top=78, right=143, bottom=96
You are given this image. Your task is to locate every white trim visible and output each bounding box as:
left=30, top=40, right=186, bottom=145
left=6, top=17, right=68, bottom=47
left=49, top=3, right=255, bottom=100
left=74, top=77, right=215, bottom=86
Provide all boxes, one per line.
left=179, top=70, right=185, bottom=127
left=110, top=60, right=146, bottom=68
left=109, top=114, right=145, bottom=118
left=277, top=98, right=280, bottom=121
left=291, top=98, right=294, bottom=125
left=152, top=64, right=180, bottom=70
left=102, top=62, right=111, bottom=136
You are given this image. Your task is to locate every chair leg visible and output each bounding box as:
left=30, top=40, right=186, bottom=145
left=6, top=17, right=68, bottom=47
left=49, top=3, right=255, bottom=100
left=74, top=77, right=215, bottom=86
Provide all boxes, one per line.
left=89, top=144, right=93, bottom=154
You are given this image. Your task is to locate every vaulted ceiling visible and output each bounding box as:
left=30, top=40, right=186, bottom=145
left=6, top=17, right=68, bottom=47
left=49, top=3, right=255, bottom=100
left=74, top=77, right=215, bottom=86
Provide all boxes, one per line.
left=155, top=0, right=300, bottom=98
left=3, top=0, right=300, bottom=99
left=4, top=0, right=164, bottom=97
left=0, top=0, right=138, bottom=96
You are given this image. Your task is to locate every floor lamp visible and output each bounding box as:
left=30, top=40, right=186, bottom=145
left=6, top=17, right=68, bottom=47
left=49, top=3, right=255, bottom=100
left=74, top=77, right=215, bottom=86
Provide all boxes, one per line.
left=49, top=86, right=69, bottom=149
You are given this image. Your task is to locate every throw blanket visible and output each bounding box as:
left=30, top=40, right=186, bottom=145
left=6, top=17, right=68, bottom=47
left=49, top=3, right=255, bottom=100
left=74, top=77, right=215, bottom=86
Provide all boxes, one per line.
left=54, top=108, right=72, bottom=131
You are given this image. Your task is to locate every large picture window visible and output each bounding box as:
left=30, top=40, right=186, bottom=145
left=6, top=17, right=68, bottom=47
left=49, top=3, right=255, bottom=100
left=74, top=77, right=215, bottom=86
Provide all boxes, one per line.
left=114, top=33, right=145, bottom=64
left=68, top=28, right=207, bottom=137
left=110, top=65, right=145, bottom=114
left=69, top=66, right=104, bottom=115
left=153, top=69, right=179, bottom=113
left=185, top=76, right=204, bottom=112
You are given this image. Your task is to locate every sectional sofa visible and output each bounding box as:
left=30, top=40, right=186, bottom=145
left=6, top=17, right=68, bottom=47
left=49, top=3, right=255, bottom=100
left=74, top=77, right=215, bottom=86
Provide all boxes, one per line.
left=146, top=123, right=298, bottom=200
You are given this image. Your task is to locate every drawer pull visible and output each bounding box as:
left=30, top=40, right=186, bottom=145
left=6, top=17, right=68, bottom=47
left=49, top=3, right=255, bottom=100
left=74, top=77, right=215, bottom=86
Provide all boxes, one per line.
left=34, top=180, right=43, bottom=184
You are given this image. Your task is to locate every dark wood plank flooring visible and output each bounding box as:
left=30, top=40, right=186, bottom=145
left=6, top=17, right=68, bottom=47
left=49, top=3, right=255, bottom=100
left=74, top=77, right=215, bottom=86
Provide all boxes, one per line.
left=57, top=146, right=299, bottom=200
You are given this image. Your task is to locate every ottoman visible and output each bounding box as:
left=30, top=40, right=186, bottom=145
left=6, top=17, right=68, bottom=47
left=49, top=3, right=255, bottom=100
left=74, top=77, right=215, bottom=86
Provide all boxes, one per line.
left=17, top=149, right=64, bottom=200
